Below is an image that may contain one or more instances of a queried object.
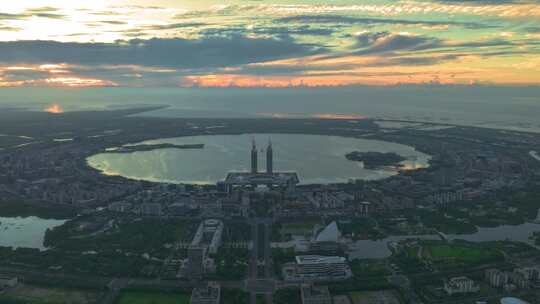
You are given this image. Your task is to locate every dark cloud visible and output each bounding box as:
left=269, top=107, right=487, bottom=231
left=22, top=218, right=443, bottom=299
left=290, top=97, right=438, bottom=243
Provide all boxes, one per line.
left=0, top=13, right=28, bottom=20
left=0, top=69, right=49, bottom=82
left=25, top=7, right=60, bottom=13
left=201, top=25, right=335, bottom=37
left=110, top=23, right=208, bottom=37
left=276, top=15, right=496, bottom=30
left=353, top=32, right=442, bottom=54
left=98, top=20, right=129, bottom=25
left=24, top=7, right=66, bottom=20
left=0, top=7, right=66, bottom=21
left=524, top=26, right=540, bottom=33
left=86, top=10, right=123, bottom=16
left=142, top=22, right=208, bottom=31
left=0, top=35, right=322, bottom=69
left=32, top=13, right=66, bottom=20
left=0, top=25, right=21, bottom=32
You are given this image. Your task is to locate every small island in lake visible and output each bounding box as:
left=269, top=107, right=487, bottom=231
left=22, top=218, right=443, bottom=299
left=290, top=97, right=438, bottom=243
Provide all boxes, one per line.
left=105, top=143, right=204, bottom=153
left=345, top=151, right=406, bottom=169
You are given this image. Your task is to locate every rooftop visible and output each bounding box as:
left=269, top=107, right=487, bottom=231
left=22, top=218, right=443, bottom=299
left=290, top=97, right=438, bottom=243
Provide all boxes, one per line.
left=224, top=172, right=299, bottom=185
left=296, top=255, right=346, bottom=265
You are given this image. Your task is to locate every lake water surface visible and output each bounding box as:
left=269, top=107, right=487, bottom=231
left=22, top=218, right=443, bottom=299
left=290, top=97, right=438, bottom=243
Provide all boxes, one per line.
left=349, top=223, right=540, bottom=259
left=0, top=216, right=66, bottom=250
left=87, top=133, right=431, bottom=184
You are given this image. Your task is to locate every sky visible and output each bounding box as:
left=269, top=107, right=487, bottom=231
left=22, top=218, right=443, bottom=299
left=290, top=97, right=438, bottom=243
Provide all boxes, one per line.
left=0, top=0, right=540, bottom=88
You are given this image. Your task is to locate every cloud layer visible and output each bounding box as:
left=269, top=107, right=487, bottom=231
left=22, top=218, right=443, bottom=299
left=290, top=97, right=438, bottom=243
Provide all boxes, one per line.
left=0, top=0, right=539, bottom=87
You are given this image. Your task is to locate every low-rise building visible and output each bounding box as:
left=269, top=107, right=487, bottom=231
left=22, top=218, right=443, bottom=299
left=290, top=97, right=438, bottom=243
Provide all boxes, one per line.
left=301, top=284, right=332, bottom=304
left=514, top=267, right=540, bottom=281
left=508, top=272, right=529, bottom=289
left=190, top=282, right=221, bottom=304
left=108, top=202, right=132, bottom=213
left=444, top=276, right=479, bottom=295
left=140, top=203, right=162, bottom=216
left=283, top=255, right=352, bottom=282
left=191, top=219, right=224, bottom=255
left=0, top=275, right=18, bottom=288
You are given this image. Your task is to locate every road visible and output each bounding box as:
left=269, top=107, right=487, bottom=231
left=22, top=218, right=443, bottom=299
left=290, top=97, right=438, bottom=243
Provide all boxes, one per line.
left=247, top=218, right=275, bottom=304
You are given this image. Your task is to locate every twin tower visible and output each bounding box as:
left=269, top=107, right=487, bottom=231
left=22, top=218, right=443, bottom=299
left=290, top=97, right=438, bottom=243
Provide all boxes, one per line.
left=251, top=139, right=273, bottom=174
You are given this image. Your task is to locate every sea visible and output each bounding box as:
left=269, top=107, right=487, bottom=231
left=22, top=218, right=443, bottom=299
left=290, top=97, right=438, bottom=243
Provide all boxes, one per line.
left=1, top=86, right=539, bottom=132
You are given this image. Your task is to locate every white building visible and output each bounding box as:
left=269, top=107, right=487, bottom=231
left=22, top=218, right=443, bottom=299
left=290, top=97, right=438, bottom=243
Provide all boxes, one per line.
left=191, top=219, right=224, bottom=255
left=313, top=221, right=341, bottom=243
left=444, top=276, right=479, bottom=295
left=486, top=269, right=508, bottom=288
left=283, top=255, right=352, bottom=282
left=190, top=282, right=221, bottom=304
left=0, top=275, right=18, bottom=288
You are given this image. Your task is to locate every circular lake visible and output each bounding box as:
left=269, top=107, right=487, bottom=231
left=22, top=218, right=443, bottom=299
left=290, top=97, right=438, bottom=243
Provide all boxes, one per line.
left=87, top=133, right=431, bottom=184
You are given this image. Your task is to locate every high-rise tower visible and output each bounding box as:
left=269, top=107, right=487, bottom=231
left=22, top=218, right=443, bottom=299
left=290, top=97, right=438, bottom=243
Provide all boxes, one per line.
left=251, top=139, right=258, bottom=174
left=266, top=138, right=273, bottom=174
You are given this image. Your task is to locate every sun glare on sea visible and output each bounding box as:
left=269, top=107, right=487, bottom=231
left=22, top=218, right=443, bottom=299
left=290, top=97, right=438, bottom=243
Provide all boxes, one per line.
left=44, top=104, right=64, bottom=114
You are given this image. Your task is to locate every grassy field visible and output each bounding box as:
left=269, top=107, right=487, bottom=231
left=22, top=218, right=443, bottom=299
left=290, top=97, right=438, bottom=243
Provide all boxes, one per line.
left=0, top=284, right=101, bottom=304
left=349, top=290, right=401, bottom=304
left=425, top=243, right=500, bottom=262
left=420, top=241, right=504, bottom=270
left=280, top=220, right=320, bottom=235
left=116, top=291, right=190, bottom=304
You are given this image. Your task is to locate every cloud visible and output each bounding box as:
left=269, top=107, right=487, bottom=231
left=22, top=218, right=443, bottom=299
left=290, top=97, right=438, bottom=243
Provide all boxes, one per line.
left=433, top=0, right=519, bottom=3
left=0, top=13, right=28, bottom=20
left=353, top=32, right=442, bottom=55
left=525, top=26, right=540, bottom=33
left=0, top=25, right=21, bottom=32
left=0, top=35, right=322, bottom=69
left=97, top=20, right=129, bottom=25
left=276, top=15, right=495, bottom=30
left=0, top=7, right=66, bottom=21
left=25, top=7, right=60, bottom=13
left=200, top=25, right=335, bottom=37
left=139, top=22, right=208, bottom=31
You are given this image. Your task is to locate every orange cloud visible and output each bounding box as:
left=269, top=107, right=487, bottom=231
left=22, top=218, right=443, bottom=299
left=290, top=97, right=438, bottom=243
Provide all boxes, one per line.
left=44, top=77, right=118, bottom=87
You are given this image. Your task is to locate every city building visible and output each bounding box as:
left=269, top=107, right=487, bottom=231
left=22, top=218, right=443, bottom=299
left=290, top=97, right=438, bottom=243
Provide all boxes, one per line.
left=359, top=201, right=371, bottom=215
left=310, top=221, right=341, bottom=251
left=444, top=276, right=479, bottom=295
left=534, top=208, right=540, bottom=223
left=108, top=202, right=132, bottom=213
left=514, top=267, right=540, bottom=281
left=190, top=282, right=221, bottom=304
left=508, top=272, right=529, bottom=289
left=486, top=268, right=536, bottom=290
left=283, top=255, right=352, bottom=282
left=486, top=269, right=509, bottom=288
left=266, top=139, right=273, bottom=174
left=186, top=245, right=205, bottom=280
left=301, top=283, right=332, bottom=304
left=139, top=203, right=162, bottom=216
left=191, top=219, right=224, bottom=255
left=0, top=275, right=18, bottom=288
left=251, top=139, right=258, bottom=174
left=223, top=139, right=299, bottom=190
